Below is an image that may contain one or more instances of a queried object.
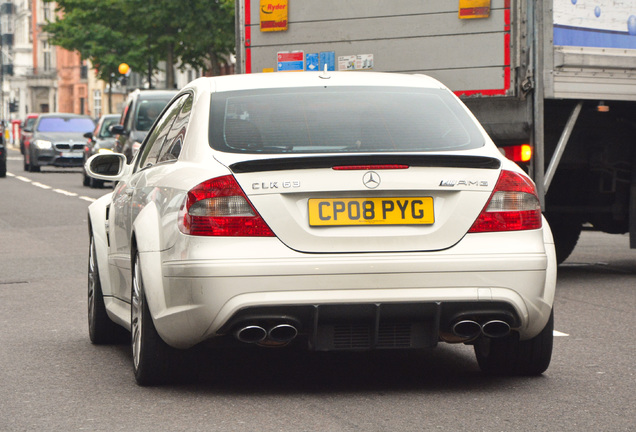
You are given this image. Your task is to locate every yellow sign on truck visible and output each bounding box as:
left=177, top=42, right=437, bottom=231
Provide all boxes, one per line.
left=260, top=0, right=288, bottom=32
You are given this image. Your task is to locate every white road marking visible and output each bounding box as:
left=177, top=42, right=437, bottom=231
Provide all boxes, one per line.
left=32, top=182, right=52, bottom=190
left=53, top=188, right=78, bottom=197
left=553, top=330, right=569, bottom=337
left=7, top=172, right=93, bottom=203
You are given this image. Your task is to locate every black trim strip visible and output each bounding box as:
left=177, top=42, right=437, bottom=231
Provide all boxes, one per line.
left=229, top=155, right=501, bottom=173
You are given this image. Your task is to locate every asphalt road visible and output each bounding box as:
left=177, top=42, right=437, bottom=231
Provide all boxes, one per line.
left=1, top=147, right=635, bottom=431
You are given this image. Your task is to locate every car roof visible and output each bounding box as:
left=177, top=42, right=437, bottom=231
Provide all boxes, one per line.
left=185, top=71, right=448, bottom=94
left=128, top=89, right=179, bottom=101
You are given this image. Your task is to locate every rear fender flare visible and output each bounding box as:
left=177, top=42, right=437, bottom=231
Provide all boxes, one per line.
left=132, top=202, right=168, bottom=325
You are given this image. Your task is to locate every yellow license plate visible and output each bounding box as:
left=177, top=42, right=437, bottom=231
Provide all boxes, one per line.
left=308, top=197, right=434, bottom=226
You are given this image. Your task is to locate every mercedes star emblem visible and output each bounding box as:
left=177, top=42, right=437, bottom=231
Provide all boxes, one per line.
left=363, top=171, right=381, bottom=189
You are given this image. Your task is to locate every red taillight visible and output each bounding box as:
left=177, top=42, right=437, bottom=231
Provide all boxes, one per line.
left=469, top=170, right=542, bottom=233
left=178, top=175, right=275, bottom=237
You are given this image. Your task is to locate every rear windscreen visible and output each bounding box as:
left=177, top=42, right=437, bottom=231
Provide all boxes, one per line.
left=210, top=86, right=484, bottom=154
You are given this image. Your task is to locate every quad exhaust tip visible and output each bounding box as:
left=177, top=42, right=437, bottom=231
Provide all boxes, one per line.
left=235, top=325, right=267, bottom=344
left=235, top=323, right=299, bottom=345
left=452, top=320, right=483, bottom=340
left=481, top=320, right=511, bottom=338
left=268, top=324, right=298, bottom=343
left=451, top=319, right=512, bottom=341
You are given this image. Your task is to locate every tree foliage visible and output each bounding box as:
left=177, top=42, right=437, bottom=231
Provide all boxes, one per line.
left=43, top=0, right=147, bottom=83
left=43, top=0, right=235, bottom=89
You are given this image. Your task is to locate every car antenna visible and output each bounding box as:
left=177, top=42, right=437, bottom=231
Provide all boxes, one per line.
left=319, top=64, right=331, bottom=79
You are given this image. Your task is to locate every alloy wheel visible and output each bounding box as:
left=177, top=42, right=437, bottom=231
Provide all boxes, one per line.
left=131, top=254, right=143, bottom=371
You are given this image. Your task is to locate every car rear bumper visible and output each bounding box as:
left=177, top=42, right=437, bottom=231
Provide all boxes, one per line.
left=145, top=230, right=556, bottom=349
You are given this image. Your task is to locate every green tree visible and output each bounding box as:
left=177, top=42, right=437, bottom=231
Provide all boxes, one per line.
left=176, top=0, right=236, bottom=77
left=43, top=0, right=148, bottom=110
left=44, top=0, right=236, bottom=94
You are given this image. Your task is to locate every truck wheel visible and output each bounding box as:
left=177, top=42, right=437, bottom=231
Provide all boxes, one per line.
left=131, top=251, right=175, bottom=385
left=546, top=215, right=581, bottom=264
left=474, top=310, right=553, bottom=376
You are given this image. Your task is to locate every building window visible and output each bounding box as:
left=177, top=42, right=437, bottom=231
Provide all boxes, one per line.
left=43, top=41, right=51, bottom=71
left=93, top=90, right=102, bottom=118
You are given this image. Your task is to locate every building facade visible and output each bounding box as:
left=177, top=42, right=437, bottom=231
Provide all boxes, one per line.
left=0, top=0, right=230, bottom=126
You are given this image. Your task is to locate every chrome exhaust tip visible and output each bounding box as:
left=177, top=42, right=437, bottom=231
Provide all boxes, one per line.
left=451, top=320, right=482, bottom=340
left=481, top=320, right=511, bottom=338
left=235, top=325, right=267, bottom=343
left=268, top=323, right=298, bottom=343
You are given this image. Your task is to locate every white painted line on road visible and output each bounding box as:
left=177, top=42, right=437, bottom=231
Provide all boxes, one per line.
left=32, top=182, right=52, bottom=190
left=53, top=188, right=78, bottom=197
left=7, top=172, right=97, bottom=204
left=553, top=330, right=569, bottom=337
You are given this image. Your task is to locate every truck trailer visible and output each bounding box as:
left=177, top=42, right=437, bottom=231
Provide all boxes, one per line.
left=236, top=0, right=636, bottom=263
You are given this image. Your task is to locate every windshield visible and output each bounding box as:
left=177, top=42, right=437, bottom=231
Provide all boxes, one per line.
left=37, top=117, right=95, bottom=133
left=210, top=86, right=484, bottom=154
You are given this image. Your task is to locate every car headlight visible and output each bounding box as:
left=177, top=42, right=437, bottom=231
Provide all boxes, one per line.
left=97, top=148, right=114, bottom=154
left=34, top=140, right=53, bottom=150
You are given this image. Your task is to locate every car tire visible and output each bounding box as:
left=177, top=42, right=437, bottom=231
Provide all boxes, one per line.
left=88, top=233, right=128, bottom=344
left=89, top=176, right=104, bottom=189
left=83, top=170, right=90, bottom=187
left=474, top=310, right=553, bottom=376
left=546, top=214, right=581, bottom=264
left=23, top=156, right=29, bottom=172
left=131, top=251, right=175, bottom=385
left=28, top=151, right=40, bottom=172
left=0, top=159, right=6, bottom=178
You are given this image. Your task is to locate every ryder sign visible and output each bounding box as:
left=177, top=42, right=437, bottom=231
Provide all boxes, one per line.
left=260, top=0, right=288, bottom=32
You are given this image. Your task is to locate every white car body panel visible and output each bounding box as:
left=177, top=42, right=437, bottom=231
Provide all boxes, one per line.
left=86, top=71, right=556, bottom=361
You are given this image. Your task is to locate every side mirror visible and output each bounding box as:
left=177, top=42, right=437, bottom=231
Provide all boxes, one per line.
left=85, top=153, right=128, bottom=181
left=109, top=124, right=126, bottom=135
left=83, top=132, right=94, bottom=139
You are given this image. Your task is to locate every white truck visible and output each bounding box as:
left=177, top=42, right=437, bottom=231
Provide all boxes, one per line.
left=235, top=0, right=636, bottom=263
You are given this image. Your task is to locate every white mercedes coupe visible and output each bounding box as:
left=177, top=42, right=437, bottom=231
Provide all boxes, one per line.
left=86, top=71, right=557, bottom=385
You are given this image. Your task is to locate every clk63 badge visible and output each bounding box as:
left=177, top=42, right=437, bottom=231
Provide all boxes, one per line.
left=308, top=197, right=434, bottom=226
left=252, top=180, right=300, bottom=190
